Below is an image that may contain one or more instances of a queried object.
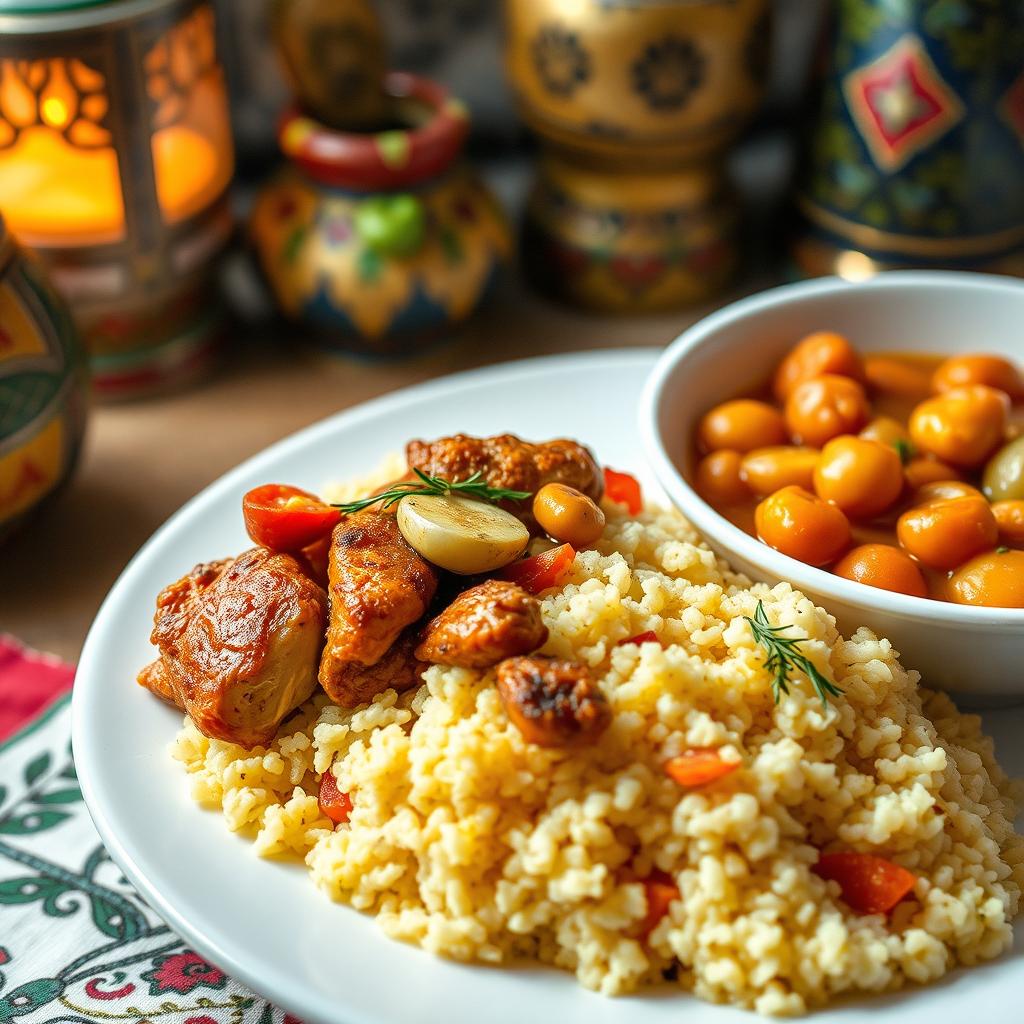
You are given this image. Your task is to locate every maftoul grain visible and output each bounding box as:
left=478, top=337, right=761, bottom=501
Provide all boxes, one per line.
left=172, top=480, right=1023, bottom=1016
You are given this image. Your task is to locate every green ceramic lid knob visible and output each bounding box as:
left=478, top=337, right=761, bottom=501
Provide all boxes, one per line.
left=354, top=194, right=427, bottom=258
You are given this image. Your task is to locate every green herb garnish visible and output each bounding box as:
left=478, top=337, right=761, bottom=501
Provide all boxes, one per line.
left=332, top=468, right=532, bottom=515
left=997, top=545, right=1010, bottom=554
left=743, top=600, right=844, bottom=709
left=893, top=438, right=915, bottom=466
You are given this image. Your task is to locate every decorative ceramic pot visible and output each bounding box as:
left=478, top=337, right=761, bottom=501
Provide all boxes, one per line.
left=792, top=0, right=1024, bottom=278
left=0, top=217, right=88, bottom=542
left=250, top=73, right=511, bottom=354
left=504, top=0, right=769, bottom=310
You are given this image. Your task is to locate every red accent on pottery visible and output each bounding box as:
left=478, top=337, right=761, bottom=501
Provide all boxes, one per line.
left=279, top=72, right=468, bottom=191
left=609, top=254, right=667, bottom=290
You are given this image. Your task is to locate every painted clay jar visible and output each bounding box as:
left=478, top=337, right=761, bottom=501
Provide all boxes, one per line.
left=524, top=153, right=738, bottom=312
left=792, top=0, right=1024, bottom=277
left=0, top=218, right=89, bottom=541
left=504, top=0, right=769, bottom=309
left=251, top=73, right=511, bottom=354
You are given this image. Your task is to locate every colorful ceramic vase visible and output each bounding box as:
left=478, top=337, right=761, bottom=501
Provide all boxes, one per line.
left=505, top=0, right=770, bottom=311
left=251, top=73, right=511, bottom=354
left=792, top=0, right=1024, bottom=277
left=0, top=217, right=88, bottom=541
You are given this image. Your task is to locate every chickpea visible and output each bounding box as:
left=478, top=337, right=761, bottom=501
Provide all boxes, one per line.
left=913, top=479, right=985, bottom=505
left=932, top=354, right=1023, bottom=400
left=908, top=385, right=1010, bottom=468
left=694, top=450, right=749, bottom=505
left=896, top=496, right=998, bottom=571
left=739, top=446, right=819, bottom=497
left=772, top=331, right=864, bottom=401
left=903, top=456, right=961, bottom=490
left=813, top=436, right=903, bottom=519
left=992, top=500, right=1024, bottom=546
left=982, top=435, right=1024, bottom=501
left=860, top=415, right=912, bottom=453
left=533, top=483, right=606, bottom=547
left=833, top=543, right=928, bottom=598
left=863, top=355, right=933, bottom=399
left=947, top=549, right=1024, bottom=608
left=784, top=374, right=871, bottom=447
left=754, top=485, right=851, bottom=566
left=697, top=399, right=787, bottom=453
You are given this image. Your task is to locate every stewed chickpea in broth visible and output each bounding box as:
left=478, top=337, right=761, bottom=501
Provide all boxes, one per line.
left=692, top=332, right=1024, bottom=607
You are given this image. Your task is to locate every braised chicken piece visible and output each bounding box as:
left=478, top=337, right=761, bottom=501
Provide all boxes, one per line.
left=327, top=627, right=426, bottom=707
left=406, top=434, right=602, bottom=531
left=138, top=549, right=328, bottom=748
left=496, top=656, right=611, bottom=747
left=319, top=510, right=438, bottom=705
left=416, top=579, right=547, bottom=668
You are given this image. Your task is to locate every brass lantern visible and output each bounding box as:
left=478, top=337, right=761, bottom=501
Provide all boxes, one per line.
left=0, top=0, right=235, bottom=397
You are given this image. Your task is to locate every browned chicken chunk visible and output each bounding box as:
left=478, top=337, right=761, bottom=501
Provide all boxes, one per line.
left=327, top=627, right=425, bottom=707
left=415, top=580, right=547, bottom=668
left=138, top=549, right=328, bottom=748
left=319, top=510, right=438, bottom=706
left=406, top=434, right=602, bottom=531
left=496, top=656, right=611, bottom=747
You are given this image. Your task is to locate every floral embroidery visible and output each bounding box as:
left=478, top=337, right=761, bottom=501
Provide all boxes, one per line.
left=532, top=25, right=590, bottom=97
left=631, top=36, right=705, bottom=111
left=141, top=951, right=226, bottom=995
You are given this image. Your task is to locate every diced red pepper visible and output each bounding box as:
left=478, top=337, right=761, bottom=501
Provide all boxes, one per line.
left=813, top=852, right=916, bottom=915
left=617, top=631, right=661, bottom=647
left=500, top=543, right=575, bottom=594
left=604, top=467, right=643, bottom=515
left=243, top=483, right=341, bottom=552
left=663, top=749, right=739, bottom=788
left=318, top=768, right=353, bottom=826
left=640, top=869, right=680, bottom=940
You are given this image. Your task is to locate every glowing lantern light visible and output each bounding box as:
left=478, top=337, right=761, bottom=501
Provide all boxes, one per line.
left=0, top=0, right=235, bottom=397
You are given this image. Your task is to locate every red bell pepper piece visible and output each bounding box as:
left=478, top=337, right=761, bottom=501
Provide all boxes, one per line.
left=500, top=543, right=575, bottom=594
left=813, top=852, right=916, bottom=915
left=318, top=768, right=353, bottom=826
left=640, top=869, right=680, bottom=940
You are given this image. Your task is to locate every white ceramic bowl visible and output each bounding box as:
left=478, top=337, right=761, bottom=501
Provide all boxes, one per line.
left=640, top=272, right=1024, bottom=706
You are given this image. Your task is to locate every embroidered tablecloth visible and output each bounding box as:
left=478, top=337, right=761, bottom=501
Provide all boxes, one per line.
left=0, top=637, right=295, bottom=1024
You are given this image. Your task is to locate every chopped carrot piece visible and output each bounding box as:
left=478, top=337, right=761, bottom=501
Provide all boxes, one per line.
left=500, top=543, right=575, bottom=594
left=641, top=870, right=680, bottom=940
left=604, top=468, right=643, bottom=515
left=617, top=631, right=661, bottom=647
left=663, top=749, right=739, bottom=788
left=318, top=768, right=353, bottom=825
left=813, top=852, right=916, bottom=915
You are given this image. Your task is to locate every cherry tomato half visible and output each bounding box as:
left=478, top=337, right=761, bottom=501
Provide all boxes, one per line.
left=242, top=483, right=342, bottom=552
left=500, top=543, right=576, bottom=594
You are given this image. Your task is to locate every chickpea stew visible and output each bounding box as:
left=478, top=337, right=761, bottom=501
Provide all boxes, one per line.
left=692, top=333, right=1024, bottom=608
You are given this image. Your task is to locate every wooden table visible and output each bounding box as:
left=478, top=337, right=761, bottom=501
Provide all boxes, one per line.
left=1, top=274, right=757, bottom=663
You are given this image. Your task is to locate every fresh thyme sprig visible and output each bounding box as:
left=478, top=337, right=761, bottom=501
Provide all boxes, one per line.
left=332, top=468, right=532, bottom=515
left=744, top=600, right=844, bottom=709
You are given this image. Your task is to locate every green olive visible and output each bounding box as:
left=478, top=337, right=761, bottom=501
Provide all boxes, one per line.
left=983, top=435, right=1024, bottom=501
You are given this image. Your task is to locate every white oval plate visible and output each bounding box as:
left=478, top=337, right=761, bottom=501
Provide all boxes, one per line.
left=73, top=351, right=1024, bottom=1024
